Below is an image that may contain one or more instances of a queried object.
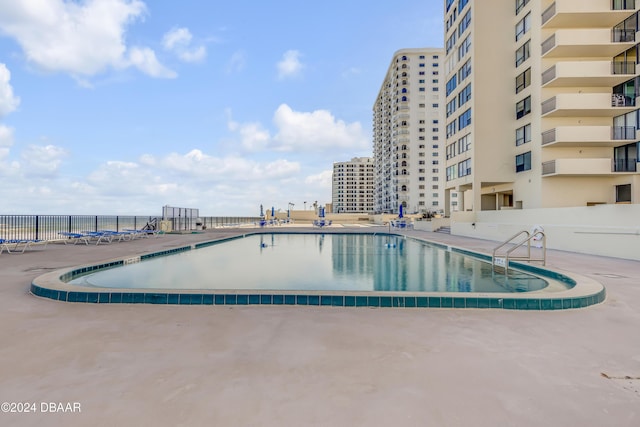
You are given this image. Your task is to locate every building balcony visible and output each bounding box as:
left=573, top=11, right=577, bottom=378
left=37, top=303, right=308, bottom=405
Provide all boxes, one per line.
left=542, top=0, right=638, bottom=29
left=542, top=157, right=638, bottom=176
left=541, top=61, right=637, bottom=87
left=541, top=93, right=637, bottom=117
left=541, top=29, right=636, bottom=57
left=541, top=125, right=639, bottom=147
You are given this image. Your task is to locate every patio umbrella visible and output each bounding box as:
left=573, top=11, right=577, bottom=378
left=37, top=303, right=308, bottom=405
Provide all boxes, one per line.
left=399, top=204, right=404, bottom=218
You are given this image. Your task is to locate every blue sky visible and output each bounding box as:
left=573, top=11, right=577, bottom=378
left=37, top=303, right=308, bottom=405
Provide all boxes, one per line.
left=0, top=0, right=443, bottom=216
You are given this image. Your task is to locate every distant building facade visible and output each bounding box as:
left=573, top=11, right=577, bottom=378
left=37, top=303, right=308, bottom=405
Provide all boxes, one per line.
left=332, top=157, right=375, bottom=213
left=373, top=48, right=445, bottom=214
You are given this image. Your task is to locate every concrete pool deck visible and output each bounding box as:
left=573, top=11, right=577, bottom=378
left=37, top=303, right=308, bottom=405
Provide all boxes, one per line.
left=0, top=226, right=638, bottom=426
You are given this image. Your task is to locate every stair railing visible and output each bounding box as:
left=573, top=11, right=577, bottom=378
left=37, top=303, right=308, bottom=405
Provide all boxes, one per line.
left=492, top=230, right=546, bottom=274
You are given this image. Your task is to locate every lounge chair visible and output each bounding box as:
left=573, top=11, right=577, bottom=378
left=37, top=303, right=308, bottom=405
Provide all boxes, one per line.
left=0, top=238, right=49, bottom=254
left=58, top=232, right=93, bottom=245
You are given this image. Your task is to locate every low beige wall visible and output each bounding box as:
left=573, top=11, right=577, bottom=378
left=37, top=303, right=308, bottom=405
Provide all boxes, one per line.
left=274, top=211, right=373, bottom=224
left=451, top=205, right=640, bottom=260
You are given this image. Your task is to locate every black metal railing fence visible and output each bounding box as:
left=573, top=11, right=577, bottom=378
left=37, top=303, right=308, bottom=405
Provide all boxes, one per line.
left=0, top=215, right=260, bottom=241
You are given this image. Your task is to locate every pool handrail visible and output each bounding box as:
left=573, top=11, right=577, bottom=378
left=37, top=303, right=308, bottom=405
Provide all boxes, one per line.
left=492, top=230, right=546, bottom=274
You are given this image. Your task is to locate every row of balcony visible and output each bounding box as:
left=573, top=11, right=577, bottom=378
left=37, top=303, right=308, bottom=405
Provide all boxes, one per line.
left=541, top=61, right=637, bottom=87
left=541, top=126, right=638, bottom=147
left=542, top=0, right=637, bottom=29
left=541, top=93, right=637, bottom=117
left=542, top=158, right=638, bottom=176
left=541, top=29, right=636, bottom=57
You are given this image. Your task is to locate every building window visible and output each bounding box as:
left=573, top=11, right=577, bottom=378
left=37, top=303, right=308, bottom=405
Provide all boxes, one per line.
left=515, top=151, right=532, bottom=172
left=458, top=158, right=471, bottom=177
left=516, top=124, right=531, bottom=146
left=458, top=83, right=471, bottom=106
left=458, top=108, right=471, bottom=130
left=446, top=99, right=457, bottom=117
left=446, top=32, right=457, bottom=54
left=516, top=96, right=531, bottom=119
left=616, top=184, right=632, bottom=203
left=458, top=9, right=471, bottom=37
left=458, top=59, right=472, bottom=82
left=515, top=12, right=531, bottom=41
left=458, top=35, right=471, bottom=60
left=516, top=0, right=530, bottom=15
left=458, top=134, right=471, bottom=154
left=447, top=121, right=457, bottom=138
left=459, top=0, right=469, bottom=11
left=446, top=143, right=457, bottom=160
left=515, top=40, right=531, bottom=67
left=515, top=68, right=531, bottom=93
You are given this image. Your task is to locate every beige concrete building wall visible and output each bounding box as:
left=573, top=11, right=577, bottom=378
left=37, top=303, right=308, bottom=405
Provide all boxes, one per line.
left=444, top=0, right=640, bottom=213
left=332, top=157, right=374, bottom=213
left=373, top=48, right=444, bottom=215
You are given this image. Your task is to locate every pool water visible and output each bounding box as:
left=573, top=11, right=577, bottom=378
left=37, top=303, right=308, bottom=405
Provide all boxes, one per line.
left=68, top=233, right=549, bottom=293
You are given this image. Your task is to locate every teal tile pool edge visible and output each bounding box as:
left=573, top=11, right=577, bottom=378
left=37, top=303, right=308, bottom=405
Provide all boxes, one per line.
left=30, top=233, right=607, bottom=310
left=30, top=283, right=606, bottom=310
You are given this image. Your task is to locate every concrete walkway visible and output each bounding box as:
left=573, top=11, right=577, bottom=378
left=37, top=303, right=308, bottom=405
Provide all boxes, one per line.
left=0, top=227, right=638, bottom=427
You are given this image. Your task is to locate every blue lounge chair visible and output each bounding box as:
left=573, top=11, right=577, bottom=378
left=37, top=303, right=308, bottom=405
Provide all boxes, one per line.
left=58, top=232, right=93, bottom=245
left=0, top=238, right=49, bottom=254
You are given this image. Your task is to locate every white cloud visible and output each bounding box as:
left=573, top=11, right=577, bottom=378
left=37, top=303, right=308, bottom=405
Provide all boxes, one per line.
left=238, top=122, right=271, bottom=151
left=152, top=149, right=300, bottom=181
left=127, top=47, right=177, bottom=78
left=0, top=64, right=20, bottom=116
left=0, top=0, right=175, bottom=79
left=0, top=139, right=334, bottom=215
left=272, top=104, right=369, bottom=153
left=304, top=170, right=333, bottom=187
left=226, top=50, right=246, bottom=74
left=277, top=50, right=303, bottom=79
left=162, top=27, right=206, bottom=63
left=0, top=124, right=14, bottom=161
left=20, top=144, right=68, bottom=177
left=226, top=104, right=370, bottom=155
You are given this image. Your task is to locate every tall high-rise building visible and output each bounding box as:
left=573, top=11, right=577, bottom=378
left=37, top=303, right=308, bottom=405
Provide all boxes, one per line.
left=373, top=48, right=445, bottom=215
left=443, top=0, right=640, bottom=214
left=332, top=157, right=374, bottom=213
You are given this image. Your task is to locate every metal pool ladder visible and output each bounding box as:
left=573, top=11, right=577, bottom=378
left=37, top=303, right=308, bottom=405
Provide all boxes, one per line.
left=492, top=230, right=546, bottom=274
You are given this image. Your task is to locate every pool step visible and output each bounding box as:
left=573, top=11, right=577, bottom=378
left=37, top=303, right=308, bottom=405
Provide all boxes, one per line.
left=492, top=268, right=542, bottom=292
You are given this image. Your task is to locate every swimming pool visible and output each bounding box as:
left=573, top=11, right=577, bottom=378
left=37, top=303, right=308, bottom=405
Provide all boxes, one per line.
left=67, top=233, right=549, bottom=293
left=30, top=231, right=607, bottom=309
